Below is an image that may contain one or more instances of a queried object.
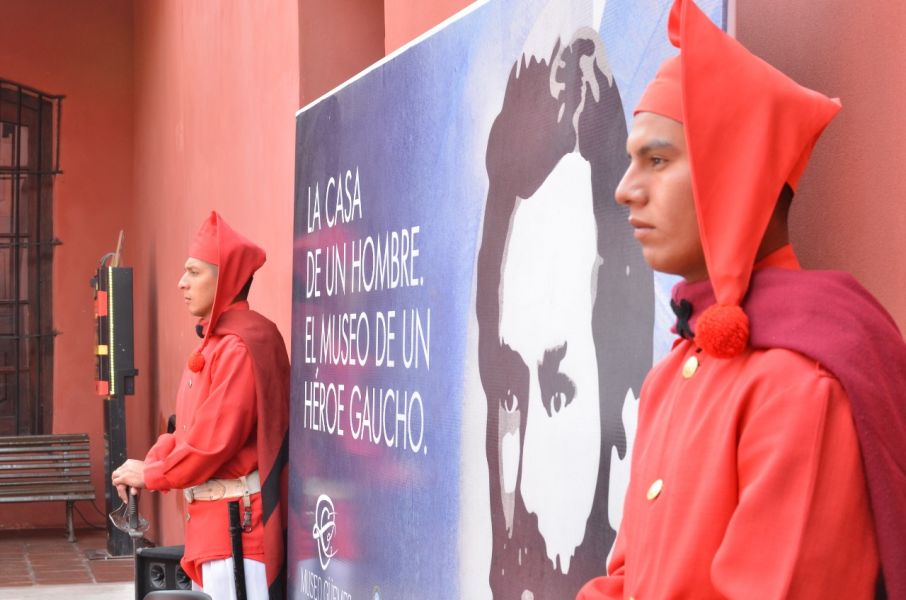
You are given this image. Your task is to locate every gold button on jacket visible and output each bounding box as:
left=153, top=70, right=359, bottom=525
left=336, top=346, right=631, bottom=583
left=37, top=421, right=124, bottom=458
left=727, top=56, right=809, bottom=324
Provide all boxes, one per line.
left=682, top=355, right=699, bottom=378
left=647, top=479, right=664, bottom=501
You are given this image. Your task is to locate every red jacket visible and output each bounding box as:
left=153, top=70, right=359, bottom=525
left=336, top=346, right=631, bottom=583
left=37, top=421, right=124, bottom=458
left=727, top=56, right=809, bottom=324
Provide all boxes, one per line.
left=145, top=303, right=266, bottom=583
left=579, top=248, right=884, bottom=598
left=579, top=339, right=878, bottom=598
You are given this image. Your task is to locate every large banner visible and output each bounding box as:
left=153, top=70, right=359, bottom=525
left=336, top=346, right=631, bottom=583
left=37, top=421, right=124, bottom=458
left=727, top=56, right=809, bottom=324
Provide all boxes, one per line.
left=290, top=1, right=727, bottom=598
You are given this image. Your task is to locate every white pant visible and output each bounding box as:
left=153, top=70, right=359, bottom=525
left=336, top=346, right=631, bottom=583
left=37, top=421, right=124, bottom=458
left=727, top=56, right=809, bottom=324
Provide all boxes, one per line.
left=191, top=557, right=268, bottom=600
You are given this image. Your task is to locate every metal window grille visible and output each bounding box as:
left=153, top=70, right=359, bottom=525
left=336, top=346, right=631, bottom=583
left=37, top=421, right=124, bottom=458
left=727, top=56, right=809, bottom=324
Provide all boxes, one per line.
left=0, top=79, right=62, bottom=435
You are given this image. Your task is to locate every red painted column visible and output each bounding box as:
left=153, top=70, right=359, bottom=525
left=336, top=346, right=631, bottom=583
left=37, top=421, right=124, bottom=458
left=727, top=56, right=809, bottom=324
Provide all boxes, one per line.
left=131, top=0, right=300, bottom=546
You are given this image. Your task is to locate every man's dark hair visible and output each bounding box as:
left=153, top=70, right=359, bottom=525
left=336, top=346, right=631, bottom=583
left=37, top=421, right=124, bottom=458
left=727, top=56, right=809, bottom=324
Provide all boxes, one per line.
left=778, top=182, right=794, bottom=213
left=234, top=276, right=254, bottom=302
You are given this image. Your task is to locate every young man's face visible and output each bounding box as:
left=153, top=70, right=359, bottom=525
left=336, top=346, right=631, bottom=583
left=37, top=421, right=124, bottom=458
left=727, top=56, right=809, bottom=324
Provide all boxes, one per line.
left=615, top=111, right=707, bottom=281
left=178, top=257, right=218, bottom=318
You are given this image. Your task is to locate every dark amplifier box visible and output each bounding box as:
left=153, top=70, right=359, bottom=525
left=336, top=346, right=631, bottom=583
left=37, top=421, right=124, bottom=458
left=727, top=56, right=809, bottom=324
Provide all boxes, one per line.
left=135, top=544, right=191, bottom=599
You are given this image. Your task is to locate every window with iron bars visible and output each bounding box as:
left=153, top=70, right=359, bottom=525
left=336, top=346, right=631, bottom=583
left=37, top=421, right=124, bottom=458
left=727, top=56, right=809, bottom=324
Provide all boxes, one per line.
left=0, top=80, right=62, bottom=435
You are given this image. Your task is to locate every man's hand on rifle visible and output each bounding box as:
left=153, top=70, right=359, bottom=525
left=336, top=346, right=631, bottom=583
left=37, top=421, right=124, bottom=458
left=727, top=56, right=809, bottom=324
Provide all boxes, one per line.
left=112, top=459, right=146, bottom=503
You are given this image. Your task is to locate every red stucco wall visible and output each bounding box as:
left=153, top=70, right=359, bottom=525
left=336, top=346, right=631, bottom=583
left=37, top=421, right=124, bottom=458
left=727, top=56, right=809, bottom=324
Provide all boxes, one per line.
left=384, top=0, right=477, bottom=53
left=0, top=0, right=134, bottom=530
left=298, top=0, right=385, bottom=106
left=296, top=0, right=477, bottom=106
left=738, top=1, right=906, bottom=332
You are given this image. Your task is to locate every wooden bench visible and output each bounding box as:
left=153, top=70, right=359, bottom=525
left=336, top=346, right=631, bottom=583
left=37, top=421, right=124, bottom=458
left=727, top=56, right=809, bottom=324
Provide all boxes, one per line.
left=0, top=433, right=96, bottom=542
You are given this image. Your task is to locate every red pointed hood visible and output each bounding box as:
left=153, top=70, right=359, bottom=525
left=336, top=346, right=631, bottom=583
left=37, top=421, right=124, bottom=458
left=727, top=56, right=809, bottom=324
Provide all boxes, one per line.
left=635, top=0, right=841, bottom=357
left=189, top=211, right=266, bottom=346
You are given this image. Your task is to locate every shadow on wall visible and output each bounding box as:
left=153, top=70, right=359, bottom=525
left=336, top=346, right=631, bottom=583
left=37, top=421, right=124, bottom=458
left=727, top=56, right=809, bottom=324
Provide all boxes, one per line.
left=145, top=248, right=161, bottom=542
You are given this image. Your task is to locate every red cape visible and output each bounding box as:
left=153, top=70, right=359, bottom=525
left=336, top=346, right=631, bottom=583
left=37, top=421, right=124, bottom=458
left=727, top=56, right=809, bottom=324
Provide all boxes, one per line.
left=675, top=269, right=906, bottom=599
left=216, top=308, right=290, bottom=599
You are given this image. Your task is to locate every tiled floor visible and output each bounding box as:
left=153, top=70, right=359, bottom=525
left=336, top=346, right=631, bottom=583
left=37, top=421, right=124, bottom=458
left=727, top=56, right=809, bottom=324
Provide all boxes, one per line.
left=0, top=582, right=132, bottom=600
left=0, top=528, right=134, bottom=587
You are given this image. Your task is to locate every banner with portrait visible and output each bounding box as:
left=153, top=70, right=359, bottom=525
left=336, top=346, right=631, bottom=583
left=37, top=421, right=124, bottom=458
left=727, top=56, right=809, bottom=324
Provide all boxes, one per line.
left=289, top=1, right=728, bottom=598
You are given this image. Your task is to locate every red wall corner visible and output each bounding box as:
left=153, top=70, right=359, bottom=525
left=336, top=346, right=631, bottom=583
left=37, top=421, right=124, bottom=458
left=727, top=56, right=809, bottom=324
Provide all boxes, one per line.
left=738, top=0, right=906, bottom=332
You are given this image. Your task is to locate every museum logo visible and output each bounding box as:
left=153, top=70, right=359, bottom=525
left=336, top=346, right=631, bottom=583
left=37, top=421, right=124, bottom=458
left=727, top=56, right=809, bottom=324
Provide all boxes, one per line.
left=313, top=494, right=338, bottom=570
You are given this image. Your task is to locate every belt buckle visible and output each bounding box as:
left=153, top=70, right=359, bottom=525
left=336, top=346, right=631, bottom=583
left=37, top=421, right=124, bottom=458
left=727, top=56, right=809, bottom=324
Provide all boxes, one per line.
left=184, top=487, right=195, bottom=503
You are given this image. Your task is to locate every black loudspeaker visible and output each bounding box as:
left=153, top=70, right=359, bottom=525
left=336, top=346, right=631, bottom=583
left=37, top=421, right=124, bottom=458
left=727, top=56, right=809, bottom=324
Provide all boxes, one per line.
left=135, top=545, right=192, bottom=600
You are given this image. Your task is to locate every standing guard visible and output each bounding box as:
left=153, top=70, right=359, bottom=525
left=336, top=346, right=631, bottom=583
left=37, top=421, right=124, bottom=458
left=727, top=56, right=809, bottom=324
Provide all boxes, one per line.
left=113, top=211, right=290, bottom=600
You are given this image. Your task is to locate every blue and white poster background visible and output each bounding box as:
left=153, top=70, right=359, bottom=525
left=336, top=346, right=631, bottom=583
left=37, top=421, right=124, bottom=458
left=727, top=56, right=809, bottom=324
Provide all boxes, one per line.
left=290, top=1, right=726, bottom=599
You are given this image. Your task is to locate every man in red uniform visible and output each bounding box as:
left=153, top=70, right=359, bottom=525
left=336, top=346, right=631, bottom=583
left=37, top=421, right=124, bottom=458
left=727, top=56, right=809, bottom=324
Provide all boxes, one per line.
left=578, top=0, right=906, bottom=598
left=113, top=211, right=290, bottom=600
